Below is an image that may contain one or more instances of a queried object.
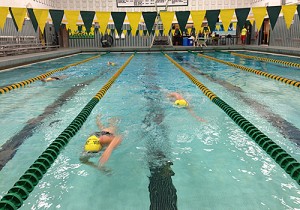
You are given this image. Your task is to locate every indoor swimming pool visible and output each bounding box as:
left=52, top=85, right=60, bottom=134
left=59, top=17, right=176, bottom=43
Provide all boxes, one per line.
left=0, top=51, right=299, bottom=209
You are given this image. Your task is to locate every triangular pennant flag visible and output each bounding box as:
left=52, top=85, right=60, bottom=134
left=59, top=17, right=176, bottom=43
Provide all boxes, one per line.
left=249, top=18, right=255, bottom=26
left=139, top=29, right=143, bottom=36
left=252, top=7, right=267, bottom=31
left=9, top=7, right=27, bottom=31
left=33, top=9, right=49, bottom=34
left=49, top=9, right=64, bottom=33
left=187, top=27, right=192, bottom=35
left=160, top=11, right=175, bottom=35
left=95, top=12, right=110, bottom=35
left=235, top=8, right=250, bottom=31
left=190, top=11, right=206, bottom=34
left=65, top=10, right=80, bottom=33
left=0, top=7, right=9, bottom=29
left=281, top=5, right=297, bottom=29
left=27, top=8, right=39, bottom=32
left=127, top=12, right=141, bottom=37
left=219, top=9, right=234, bottom=32
left=142, top=12, right=157, bottom=35
left=175, top=11, right=190, bottom=34
left=80, top=11, right=95, bottom=33
left=267, top=6, right=281, bottom=30
left=111, top=12, right=126, bottom=36
left=205, top=10, right=220, bottom=32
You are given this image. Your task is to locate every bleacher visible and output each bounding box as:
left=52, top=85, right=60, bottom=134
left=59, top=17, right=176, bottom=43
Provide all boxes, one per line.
left=0, top=36, right=60, bottom=56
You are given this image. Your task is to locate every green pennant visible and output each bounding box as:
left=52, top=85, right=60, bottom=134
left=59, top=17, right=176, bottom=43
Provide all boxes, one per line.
left=111, top=12, right=126, bottom=36
left=298, top=5, right=300, bottom=20
left=235, top=8, right=250, bottom=31
left=80, top=11, right=95, bottom=33
left=205, top=10, right=220, bottom=32
left=267, top=6, right=281, bottom=30
left=175, top=11, right=190, bottom=34
left=27, top=8, right=39, bottom=32
left=49, top=9, right=64, bottom=33
left=142, top=12, right=157, bottom=35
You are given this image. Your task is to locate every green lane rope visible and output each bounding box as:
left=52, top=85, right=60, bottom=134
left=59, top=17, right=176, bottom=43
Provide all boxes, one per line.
left=0, top=54, right=105, bottom=95
left=163, top=52, right=300, bottom=185
left=231, top=52, right=300, bottom=69
left=0, top=53, right=135, bottom=210
left=192, top=52, right=300, bottom=88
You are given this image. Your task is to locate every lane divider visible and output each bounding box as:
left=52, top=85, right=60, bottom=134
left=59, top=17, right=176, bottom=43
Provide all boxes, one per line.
left=192, top=52, right=300, bottom=88
left=163, top=52, right=300, bottom=185
left=231, top=52, right=300, bottom=69
left=0, top=53, right=135, bottom=210
left=0, top=54, right=105, bottom=95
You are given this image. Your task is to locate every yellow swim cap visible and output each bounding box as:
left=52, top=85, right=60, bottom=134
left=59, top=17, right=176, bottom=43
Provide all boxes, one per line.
left=84, top=135, right=102, bottom=152
left=174, top=99, right=188, bottom=107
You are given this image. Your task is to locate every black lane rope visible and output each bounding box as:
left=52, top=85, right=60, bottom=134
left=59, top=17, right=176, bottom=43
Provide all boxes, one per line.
left=0, top=54, right=103, bottom=95
left=0, top=67, right=112, bottom=171
left=0, top=53, right=135, bottom=210
left=163, top=52, right=300, bottom=185
left=194, top=52, right=300, bottom=88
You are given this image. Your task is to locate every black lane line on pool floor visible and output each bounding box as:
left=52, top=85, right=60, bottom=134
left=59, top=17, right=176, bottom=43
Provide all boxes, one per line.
left=0, top=68, right=111, bottom=170
left=174, top=53, right=300, bottom=146
left=140, top=62, right=178, bottom=210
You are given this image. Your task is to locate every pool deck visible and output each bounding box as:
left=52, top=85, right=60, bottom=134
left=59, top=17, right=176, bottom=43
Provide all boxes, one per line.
left=0, top=45, right=299, bottom=71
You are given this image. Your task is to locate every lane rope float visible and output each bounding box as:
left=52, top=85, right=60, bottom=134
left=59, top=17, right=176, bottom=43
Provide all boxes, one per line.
left=231, top=52, right=300, bottom=69
left=0, top=54, right=105, bottom=95
left=163, top=51, right=300, bottom=185
left=192, top=52, right=300, bottom=88
left=0, top=53, right=135, bottom=210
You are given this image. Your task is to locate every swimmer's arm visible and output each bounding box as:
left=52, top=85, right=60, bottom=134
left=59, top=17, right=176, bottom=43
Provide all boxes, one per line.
left=99, top=136, right=122, bottom=166
left=187, top=107, right=206, bottom=122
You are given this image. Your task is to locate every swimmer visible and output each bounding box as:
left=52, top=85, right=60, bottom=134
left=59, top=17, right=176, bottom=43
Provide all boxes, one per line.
left=167, top=92, right=206, bottom=122
left=80, top=115, right=122, bottom=169
left=107, top=61, right=116, bottom=66
left=40, top=76, right=67, bottom=82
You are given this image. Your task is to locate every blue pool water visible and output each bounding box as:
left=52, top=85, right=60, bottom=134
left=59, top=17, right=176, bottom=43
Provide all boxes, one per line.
left=0, top=52, right=300, bottom=209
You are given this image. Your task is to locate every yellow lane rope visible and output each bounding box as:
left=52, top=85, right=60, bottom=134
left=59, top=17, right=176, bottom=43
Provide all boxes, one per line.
left=197, top=53, right=300, bottom=88
left=163, top=53, right=217, bottom=101
left=93, top=53, right=135, bottom=100
left=231, top=52, right=300, bottom=69
left=0, top=54, right=102, bottom=95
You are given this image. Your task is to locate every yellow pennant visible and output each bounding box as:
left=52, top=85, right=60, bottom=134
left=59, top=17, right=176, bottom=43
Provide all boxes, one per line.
left=139, top=29, right=143, bottom=36
left=127, top=12, right=141, bottom=37
left=160, top=11, right=175, bottom=35
left=33, top=9, right=49, bottom=34
left=65, top=10, right=80, bottom=33
left=0, top=7, right=9, bottom=29
left=281, top=4, right=297, bottom=29
left=95, top=12, right=111, bottom=35
left=10, top=7, right=27, bottom=31
left=219, top=9, right=234, bottom=32
left=190, top=11, right=206, bottom=35
left=252, top=7, right=267, bottom=31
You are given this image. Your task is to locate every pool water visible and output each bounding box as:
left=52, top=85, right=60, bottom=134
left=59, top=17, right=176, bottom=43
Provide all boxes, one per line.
left=0, top=52, right=299, bottom=210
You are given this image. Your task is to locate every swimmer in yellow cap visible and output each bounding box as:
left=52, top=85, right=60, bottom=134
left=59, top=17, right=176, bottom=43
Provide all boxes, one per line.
left=80, top=114, right=122, bottom=169
left=167, top=92, right=206, bottom=122
left=107, top=61, right=116, bottom=66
